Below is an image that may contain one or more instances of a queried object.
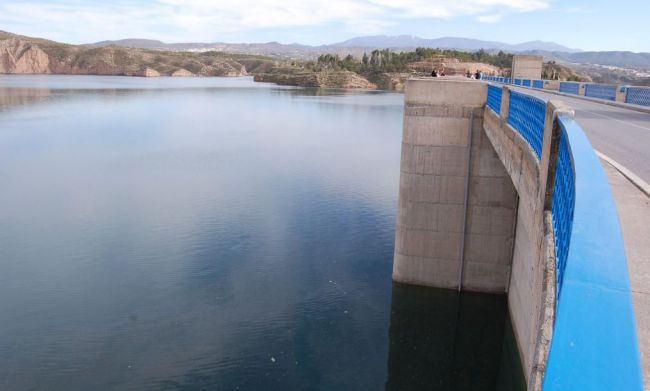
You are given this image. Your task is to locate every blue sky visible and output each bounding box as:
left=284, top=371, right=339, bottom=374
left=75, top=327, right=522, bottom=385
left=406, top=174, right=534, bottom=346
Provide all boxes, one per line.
left=0, top=0, right=648, bottom=52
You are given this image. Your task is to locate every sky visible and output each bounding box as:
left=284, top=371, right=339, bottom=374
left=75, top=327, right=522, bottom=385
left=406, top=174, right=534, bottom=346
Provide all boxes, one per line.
left=0, top=0, right=648, bottom=52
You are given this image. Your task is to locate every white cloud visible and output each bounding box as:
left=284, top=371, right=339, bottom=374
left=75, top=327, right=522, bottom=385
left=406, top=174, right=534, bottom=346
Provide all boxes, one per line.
left=0, top=0, right=551, bottom=43
left=476, top=14, right=504, bottom=23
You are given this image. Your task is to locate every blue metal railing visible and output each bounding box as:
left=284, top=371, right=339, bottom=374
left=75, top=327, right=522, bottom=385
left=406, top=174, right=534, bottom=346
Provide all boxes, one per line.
left=543, top=115, right=643, bottom=391
left=559, top=82, right=580, bottom=95
left=507, top=91, right=546, bottom=158
left=484, top=86, right=643, bottom=389
left=482, top=77, right=650, bottom=108
left=625, top=87, right=650, bottom=107
left=487, top=84, right=502, bottom=115
left=585, top=84, right=617, bottom=101
left=551, top=124, right=574, bottom=296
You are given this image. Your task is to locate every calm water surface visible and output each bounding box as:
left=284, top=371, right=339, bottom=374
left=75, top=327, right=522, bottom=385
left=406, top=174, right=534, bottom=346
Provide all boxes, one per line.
left=0, top=76, right=524, bottom=390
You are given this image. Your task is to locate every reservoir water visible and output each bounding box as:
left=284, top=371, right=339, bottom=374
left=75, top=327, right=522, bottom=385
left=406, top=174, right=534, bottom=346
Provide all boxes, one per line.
left=0, top=76, right=524, bottom=390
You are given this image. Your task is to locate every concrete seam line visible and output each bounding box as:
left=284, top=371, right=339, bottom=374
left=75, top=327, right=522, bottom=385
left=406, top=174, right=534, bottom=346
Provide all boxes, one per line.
left=596, top=150, right=650, bottom=198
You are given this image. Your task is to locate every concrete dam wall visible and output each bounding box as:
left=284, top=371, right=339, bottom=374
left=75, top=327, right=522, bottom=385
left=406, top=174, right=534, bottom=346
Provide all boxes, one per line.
left=393, top=79, right=556, bottom=390
left=393, top=80, right=518, bottom=293
left=393, top=78, right=644, bottom=390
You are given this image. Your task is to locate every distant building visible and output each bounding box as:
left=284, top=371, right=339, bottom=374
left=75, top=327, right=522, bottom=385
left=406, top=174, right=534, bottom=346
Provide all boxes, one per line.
left=511, top=55, right=543, bottom=80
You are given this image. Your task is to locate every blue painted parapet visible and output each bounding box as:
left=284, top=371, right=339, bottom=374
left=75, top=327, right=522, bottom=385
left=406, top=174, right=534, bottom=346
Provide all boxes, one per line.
left=515, top=78, right=522, bottom=85
left=543, top=115, right=643, bottom=390
left=523, top=79, right=532, bottom=87
left=559, top=82, right=580, bottom=95
left=625, top=86, right=650, bottom=107
left=484, top=85, right=643, bottom=390
left=584, top=84, right=617, bottom=101
left=533, top=80, right=544, bottom=89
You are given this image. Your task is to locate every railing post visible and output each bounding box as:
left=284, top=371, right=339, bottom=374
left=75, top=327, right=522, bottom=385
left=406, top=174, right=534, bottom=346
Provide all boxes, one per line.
left=616, top=86, right=627, bottom=102
left=541, top=101, right=574, bottom=210
left=500, top=86, right=511, bottom=125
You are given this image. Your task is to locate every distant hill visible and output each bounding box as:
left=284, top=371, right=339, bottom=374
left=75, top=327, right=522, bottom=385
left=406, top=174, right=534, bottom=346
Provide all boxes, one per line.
left=88, top=34, right=580, bottom=56
left=524, top=50, right=650, bottom=70
left=329, top=35, right=579, bottom=53
left=85, top=35, right=650, bottom=72
left=90, top=38, right=168, bottom=50
left=0, top=30, right=280, bottom=77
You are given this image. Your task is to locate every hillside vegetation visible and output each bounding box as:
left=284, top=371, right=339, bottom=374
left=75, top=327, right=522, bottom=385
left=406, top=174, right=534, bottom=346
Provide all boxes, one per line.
left=304, top=48, right=513, bottom=73
left=0, top=30, right=280, bottom=77
left=2, top=30, right=613, bottom=90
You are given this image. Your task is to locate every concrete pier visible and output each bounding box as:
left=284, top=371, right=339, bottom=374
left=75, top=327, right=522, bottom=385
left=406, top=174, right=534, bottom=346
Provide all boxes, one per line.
left=394, top=78, right=647, bottom=391
left=393, top=79, right=518, bottom=293
left=394, top=79, right=558, bottom=389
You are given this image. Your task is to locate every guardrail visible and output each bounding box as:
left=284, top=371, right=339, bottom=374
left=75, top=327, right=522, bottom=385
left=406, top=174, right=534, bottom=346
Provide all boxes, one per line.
left=507, top=91, right=545, bottom=158
left=585, top=84, right=617, bottom=101
left=486, top=83, right=643, bottom=390
left=481, top=76, right=650, bottom=107
left=550, top=121, right=573, bottom=296
left=626, top=87, right=650, bottom=106
left=487, top=84, right=502, bottom=115
left=559, top=82, right=580, bottom=95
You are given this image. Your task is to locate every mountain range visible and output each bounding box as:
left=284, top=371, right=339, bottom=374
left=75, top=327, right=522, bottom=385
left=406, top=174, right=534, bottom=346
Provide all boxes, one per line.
left=328, top=35, right=579, bottom=52
left=87, top=35, right=650, bottom=70
left=88, top=34, right=579, bottom=55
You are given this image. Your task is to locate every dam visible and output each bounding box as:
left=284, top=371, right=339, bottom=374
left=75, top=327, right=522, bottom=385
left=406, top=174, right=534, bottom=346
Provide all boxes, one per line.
left=0, top=75, right=646, bottom=390
left=393, top=78, right=644, bottom=390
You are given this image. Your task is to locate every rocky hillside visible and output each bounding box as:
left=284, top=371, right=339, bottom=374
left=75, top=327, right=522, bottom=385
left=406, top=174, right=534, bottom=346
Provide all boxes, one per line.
left=254, top=70, right=377, bottom=89
left=542, top=61, right=592, bottom=82
left=0, top=31, right=277, bottom=77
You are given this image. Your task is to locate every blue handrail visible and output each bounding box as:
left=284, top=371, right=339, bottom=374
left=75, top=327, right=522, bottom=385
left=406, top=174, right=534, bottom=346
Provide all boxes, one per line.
left=543, top=116, right=643, bottom=390
left=483, top=85, right=644, bottom=389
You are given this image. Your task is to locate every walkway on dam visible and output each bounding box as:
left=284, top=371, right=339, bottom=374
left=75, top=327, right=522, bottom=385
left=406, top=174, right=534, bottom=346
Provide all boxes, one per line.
left=509, top=85, right=650, bottom=387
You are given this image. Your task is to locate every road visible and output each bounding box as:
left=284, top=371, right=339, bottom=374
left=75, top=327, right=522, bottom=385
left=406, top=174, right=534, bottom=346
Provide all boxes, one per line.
left=511, top=87, right=650, bottom=184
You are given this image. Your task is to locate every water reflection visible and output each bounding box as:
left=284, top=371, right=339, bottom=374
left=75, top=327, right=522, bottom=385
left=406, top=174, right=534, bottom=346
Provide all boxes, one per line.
left=386, top=283, right=526, bottom=391
left=0, top=87, right=52, bottom=111
left=0, top=76, right=522, bottom=390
